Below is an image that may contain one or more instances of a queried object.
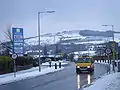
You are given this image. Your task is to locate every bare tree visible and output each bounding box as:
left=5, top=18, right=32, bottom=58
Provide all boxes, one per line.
left=43, top=44, right=47, bottom=55
left=1, top=27, right=13, bottom=55
left=4, top=27, right=13, bottom=42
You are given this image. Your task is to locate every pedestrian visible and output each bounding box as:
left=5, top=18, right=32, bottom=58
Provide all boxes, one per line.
left=107, top=64, right=110, bottom=74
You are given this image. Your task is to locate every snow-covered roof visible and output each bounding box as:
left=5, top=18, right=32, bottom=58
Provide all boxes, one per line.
left=74, top=51, right=96, bottom=56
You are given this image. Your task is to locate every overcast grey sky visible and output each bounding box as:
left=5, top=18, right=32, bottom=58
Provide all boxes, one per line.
left=0, top=0, right=120, bottom=41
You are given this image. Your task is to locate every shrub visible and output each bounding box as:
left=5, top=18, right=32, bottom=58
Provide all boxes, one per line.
left=0, top=56, right=13, bottom=73
left=16, top=56, right=33, bottom=66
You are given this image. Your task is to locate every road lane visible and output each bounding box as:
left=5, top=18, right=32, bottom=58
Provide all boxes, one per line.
left=77, top=72, right=94, bottom=90
left=0, top=62, right=95, bottom=90
left=0, top=63, right=77, bottom=90
left=33, top=72, right=76, bottom=90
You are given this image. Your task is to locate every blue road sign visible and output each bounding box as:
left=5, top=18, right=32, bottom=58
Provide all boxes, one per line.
left=12, top=28, right=24, bottom=56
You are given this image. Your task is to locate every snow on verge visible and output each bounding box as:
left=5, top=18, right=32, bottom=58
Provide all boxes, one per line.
left=83, top=72, right=120, bottom=90
left=0, top=67, right=64, bottom=86
left=42, top=61, right=68, bottom=66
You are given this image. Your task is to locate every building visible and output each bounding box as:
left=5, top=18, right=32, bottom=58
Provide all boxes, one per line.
left=95, top=41, right=119, bottom=59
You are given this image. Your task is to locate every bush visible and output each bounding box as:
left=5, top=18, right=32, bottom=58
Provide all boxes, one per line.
left=16, top=56, right=33, bottom=66
left=0, top=56, right=13, bottom=73
left=0, top=56, right=35, bottom=74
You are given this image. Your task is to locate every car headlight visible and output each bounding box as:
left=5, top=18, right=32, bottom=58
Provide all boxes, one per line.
left=77, top=66, right=80, bottom=68
left=87, top=66, right=90, bottom=68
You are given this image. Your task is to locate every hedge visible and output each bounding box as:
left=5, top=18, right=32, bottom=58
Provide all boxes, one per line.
left=0, top=56, right=13, bottom=73
left=16, top=56, right=33, bottom=66
left=0, top=56, right=35, bottom=74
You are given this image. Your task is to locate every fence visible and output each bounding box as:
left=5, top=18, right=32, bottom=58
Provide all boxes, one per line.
left=94, top=60, right=111, bottom=79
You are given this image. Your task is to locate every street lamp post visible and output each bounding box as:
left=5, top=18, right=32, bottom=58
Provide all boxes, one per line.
left=102, top=25, right=115, bottom=72
left=54, top=35, right=56, bottom=62
left=38, top=10, right=55, bottom=72
left=102, top=25, right=114, bottom=41
left=112, top=25, right=114, bottom=41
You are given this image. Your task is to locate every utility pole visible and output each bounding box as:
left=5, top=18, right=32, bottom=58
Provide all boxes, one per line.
left=37, top=10, right=55, bottom=72
left=111, top=25, right=115, bottom=72
left=102, top=25, right=115, bottom=72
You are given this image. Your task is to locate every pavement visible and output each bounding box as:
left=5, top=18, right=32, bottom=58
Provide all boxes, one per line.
left=0, top=61, right=69, bottom=79
left=0, top=66, right=47, bottom=78
left=83, top=72, right=120, bottom=90
left=82, top=60, right=120, bottom=90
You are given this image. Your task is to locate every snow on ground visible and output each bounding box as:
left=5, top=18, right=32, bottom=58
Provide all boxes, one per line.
left=74, top=51, right=96, bottom=56
left=0, top=66, right=64, bottom=86
left=114, top=33, right=120, bottom=42
left=83, top=61, right=120, bottom=90
left=83, top=72, right=120, bottom=90
left=42, top=61, right=69, bottom=66
left=75, top=40, right=105, bottom=44
left=0, top=66, right=48, bottom=78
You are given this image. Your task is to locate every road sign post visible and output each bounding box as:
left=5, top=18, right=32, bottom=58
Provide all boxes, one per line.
left=105, top=48, right=112, bottom=64
left=112, top=43, right=115, bottom=72
left=12, top=54, right=18, bottom=77
left=108, top=55, right=110, bottom=63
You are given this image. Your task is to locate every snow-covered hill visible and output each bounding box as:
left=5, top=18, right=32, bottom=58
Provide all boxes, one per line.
left=24, top=30, right=120, bottom=45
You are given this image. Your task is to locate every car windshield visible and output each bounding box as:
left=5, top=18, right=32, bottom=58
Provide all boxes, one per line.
left=77, top=58, right=91, bottom=63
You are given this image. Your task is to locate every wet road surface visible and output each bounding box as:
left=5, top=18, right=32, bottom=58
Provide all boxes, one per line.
left=0, top=63, right=77, bottom=90
left=0, top=63, right=95, bottom=90
left=77, top=72, right=95, bottom=90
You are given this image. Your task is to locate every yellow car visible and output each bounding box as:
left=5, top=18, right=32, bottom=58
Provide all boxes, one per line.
left=76, top=57, right=94, bottom=73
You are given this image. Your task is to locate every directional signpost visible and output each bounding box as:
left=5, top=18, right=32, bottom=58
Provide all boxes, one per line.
left=12, top=28, right=24, bottom=56
left=12, top=27, right=24, bottom=77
